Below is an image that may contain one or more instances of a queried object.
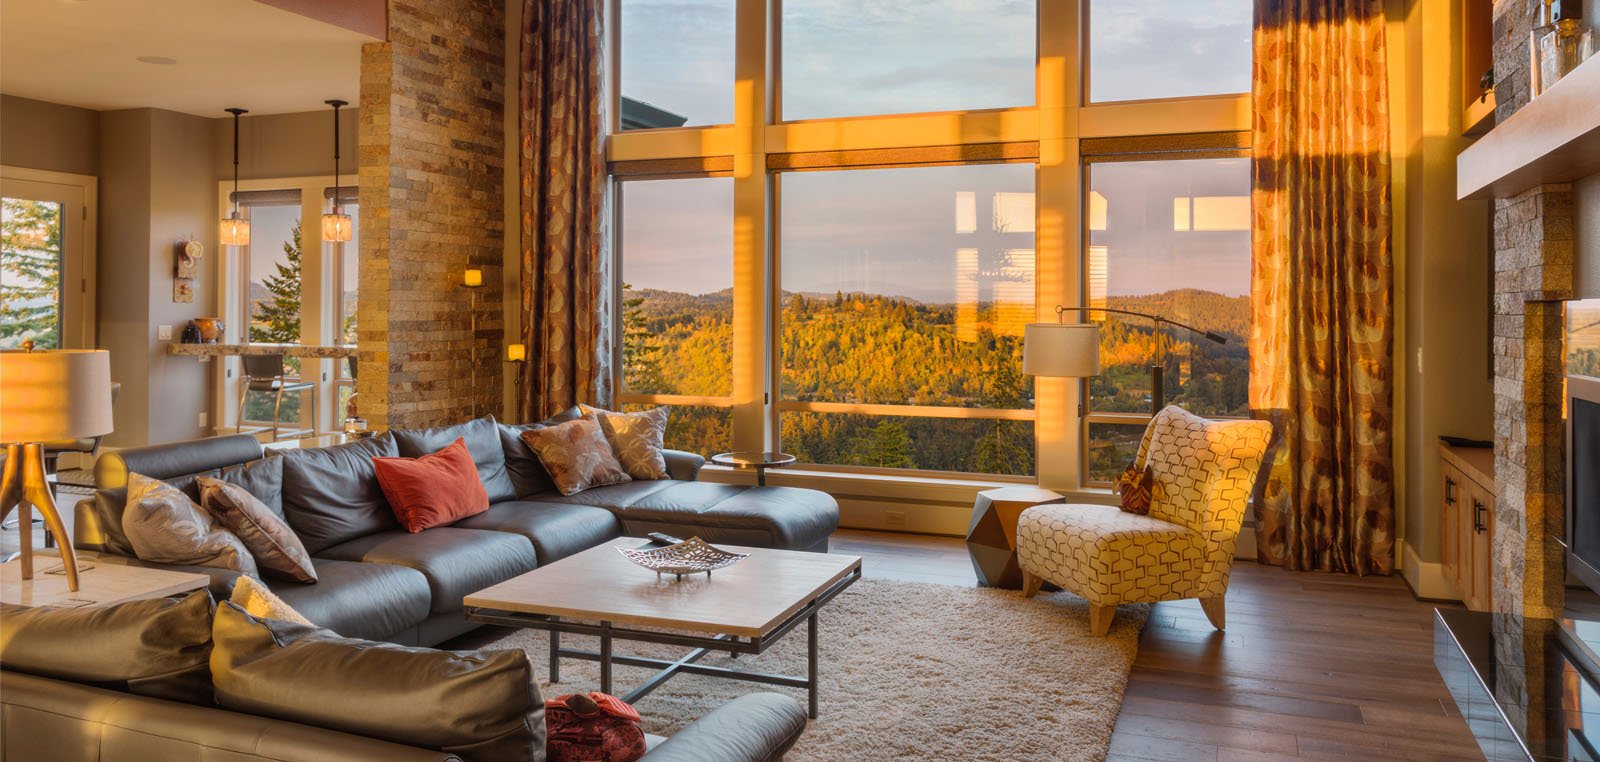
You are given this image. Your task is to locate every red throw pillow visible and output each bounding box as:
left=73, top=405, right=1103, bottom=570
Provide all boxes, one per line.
left=373, top=437, right=489, bottom=532
left=546, top=692, right=646, bottom=762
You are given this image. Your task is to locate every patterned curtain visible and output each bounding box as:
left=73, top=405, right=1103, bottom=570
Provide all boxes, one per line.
left=519, top=0, right=612, bottom=421
left=1250, top=0, right=1395, bottom=575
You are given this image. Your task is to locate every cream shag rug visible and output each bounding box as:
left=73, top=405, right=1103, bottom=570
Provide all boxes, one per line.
left=484, top=579, right=1147, bottom=761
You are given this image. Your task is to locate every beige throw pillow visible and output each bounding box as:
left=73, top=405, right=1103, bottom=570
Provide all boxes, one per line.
left=198, top=477, right=317, bottom=583
left=122, top=473, right=258, bottom=577
left=229, top=576, right=313, bottom=627
left=519, top=417, right=631, bottom=496
left=580, top=404, right=670, bottom=480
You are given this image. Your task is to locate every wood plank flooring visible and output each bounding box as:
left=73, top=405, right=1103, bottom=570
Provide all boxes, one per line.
left=830, top=528, right=1483, bottom=761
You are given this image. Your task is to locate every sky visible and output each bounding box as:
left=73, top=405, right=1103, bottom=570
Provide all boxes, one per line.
left=618, top=0, right=1254, bottom=300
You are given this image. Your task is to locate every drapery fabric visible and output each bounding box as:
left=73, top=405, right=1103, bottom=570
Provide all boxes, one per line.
left=1250, top=0, right=1395, bottom=575
left=519, top=0, right=611, bottom=421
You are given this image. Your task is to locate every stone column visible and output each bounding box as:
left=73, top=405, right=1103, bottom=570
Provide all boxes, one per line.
left=355, top=0, right=507, bottom=430
left=1491, top=185, right=1574, bottom=619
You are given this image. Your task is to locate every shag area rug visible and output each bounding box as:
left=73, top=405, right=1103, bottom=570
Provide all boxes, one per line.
left=484, top=578, right=1147, bottom=761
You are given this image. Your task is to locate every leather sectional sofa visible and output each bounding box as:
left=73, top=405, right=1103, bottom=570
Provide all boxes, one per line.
left=72, top=413, right=841, bottom=645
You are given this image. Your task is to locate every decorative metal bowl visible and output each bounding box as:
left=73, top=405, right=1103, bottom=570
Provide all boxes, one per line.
left=617, top=537, right=749, bottom=579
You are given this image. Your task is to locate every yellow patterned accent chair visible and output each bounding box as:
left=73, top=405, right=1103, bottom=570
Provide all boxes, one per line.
left=1016, top=406, right=1272, bottom=636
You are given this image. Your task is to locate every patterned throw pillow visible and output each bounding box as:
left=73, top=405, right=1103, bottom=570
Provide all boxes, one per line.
left=229, top=575, right=313, bottom=626
left=1114, top=461, right=1154, bottom=515
left=198, top=477, right=317, bottom=583
left=520, top=417, right=632, bottom=496
left=122, top=473, right=258, bottom=577
left=580, top=404, right=670, bottom=481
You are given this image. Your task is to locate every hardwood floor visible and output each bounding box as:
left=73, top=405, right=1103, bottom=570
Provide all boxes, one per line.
left=831, top=528, right=1484, bottom=761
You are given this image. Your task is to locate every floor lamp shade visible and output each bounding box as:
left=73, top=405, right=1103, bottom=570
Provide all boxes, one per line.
left=1023, top=323, right=1101, bottom=378
left=0, top=349, right=114, bottom=443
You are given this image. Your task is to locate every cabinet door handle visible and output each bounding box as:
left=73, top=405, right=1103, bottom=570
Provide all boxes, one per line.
left=1445, top=477, right=1457, bottom=505
left=1474, top=499, right=1488, bottom=534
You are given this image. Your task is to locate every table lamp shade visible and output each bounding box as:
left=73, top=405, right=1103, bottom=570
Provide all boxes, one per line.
left=0, top=349, right=114, bottom=443
left=1023, top=323, right=1101, bottom=378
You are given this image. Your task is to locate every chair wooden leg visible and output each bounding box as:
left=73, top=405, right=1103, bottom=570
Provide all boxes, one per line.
left=1089, top=604, right=1116, bottom=637
left=237, top=384, right=249, bottom=435
left=1021, top=570, right=1043, bottom=598
left=272, top=384, right=285, bottom=440
left=1200, top=596, right=1226, bottom=631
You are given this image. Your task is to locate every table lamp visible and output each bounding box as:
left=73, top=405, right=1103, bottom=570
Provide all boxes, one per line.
left=0, top=344, right=113, bottom=591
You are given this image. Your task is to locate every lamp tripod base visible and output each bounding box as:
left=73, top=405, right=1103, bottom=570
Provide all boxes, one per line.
left=0, top=443, right=81, bottom=591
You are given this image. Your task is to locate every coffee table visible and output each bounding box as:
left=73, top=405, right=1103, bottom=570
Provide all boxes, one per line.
left=464, top=541, right=861, bottom=718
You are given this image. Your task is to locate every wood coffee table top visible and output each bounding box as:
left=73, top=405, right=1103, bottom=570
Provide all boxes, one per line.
left=465, top=542, right=862, bottom=638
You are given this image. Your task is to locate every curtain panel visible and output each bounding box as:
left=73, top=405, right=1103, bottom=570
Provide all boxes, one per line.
left=519, top=0, right=612, bottom=421
left=1250, top=0, right=1395, bottom=575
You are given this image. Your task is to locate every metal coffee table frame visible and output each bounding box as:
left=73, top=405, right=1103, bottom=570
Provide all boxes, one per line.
left=465, top=565, right=860, bottom=719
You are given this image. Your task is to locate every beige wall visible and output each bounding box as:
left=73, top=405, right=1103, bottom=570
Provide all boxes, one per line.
left=1395, top=0, right=1494, bottom=588
left=95, top=108, right=219, bottom=447
left=215, top=108, right=358, bottom=182
left=1577, top=174, right=1600, bottom=300
left=0, top=94, right=98, bottom=175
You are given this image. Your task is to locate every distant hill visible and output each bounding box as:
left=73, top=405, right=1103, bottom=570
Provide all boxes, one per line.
left=623, top=285, right=1251, bottom=477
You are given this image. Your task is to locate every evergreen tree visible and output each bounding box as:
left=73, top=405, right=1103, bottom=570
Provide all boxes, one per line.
left=621, top=282, right=664, bottom=392
left=250, top=221, right=303, bottom=343
left=975, top=353, right=1031, bottom=474
left=851, top=419, right=914, bottom=469
left=0, top=199, right=63, bottom=348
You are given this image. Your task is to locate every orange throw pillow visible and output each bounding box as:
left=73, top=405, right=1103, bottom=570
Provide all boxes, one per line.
left=373, top=437, right=489, bottom=532
left=1115, top=461, right=1154, bottom=515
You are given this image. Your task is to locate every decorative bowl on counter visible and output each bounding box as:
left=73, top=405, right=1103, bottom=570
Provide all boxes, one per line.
left=190, top=317, right=225, bottom=343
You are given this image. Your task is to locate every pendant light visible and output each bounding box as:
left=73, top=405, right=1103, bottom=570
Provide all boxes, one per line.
left=321, top=99, right=352, bottom=243
left=219, top=107, right=250, bottom=246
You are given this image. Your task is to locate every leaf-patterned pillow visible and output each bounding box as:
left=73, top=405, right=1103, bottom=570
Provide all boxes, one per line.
left=580, top=404, right=670, bottom=481
left=122, top=473, right=258, bottom=577
left=519, top=417, right=632, bottom=496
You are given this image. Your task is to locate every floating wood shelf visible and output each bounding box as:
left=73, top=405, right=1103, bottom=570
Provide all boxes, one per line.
left=1457, top=55, right=1600, bottom=200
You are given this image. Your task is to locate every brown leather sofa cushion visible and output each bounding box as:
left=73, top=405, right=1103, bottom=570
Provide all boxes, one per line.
left=0, top=589, right=215, bottom=704
left=394, top=416, right=519, bottom=503
left=277, top=433, right=400, bottom=554
left=211, top=602, right=546, bottom=762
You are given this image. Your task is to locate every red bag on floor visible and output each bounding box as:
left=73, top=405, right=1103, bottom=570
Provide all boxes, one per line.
left=545, top=692, right=647, bottom=762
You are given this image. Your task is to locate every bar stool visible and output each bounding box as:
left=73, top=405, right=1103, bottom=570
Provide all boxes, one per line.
left=237, top=354, right=316, bottom=440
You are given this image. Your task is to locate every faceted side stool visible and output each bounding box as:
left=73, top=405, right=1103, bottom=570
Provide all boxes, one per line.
left=964, top=487, right=1065, bottom=589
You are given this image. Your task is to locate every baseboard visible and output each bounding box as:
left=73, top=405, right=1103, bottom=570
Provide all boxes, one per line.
left=1402, top=541, right=1462, bottom=601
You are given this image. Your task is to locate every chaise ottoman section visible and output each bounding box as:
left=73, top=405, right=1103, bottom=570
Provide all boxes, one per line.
left=609, top=482, right=839, bottom=553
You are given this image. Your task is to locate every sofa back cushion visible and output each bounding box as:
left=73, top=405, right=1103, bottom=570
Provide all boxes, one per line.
left=0, top=589, right=216, bottom=704
left=393, top=416, right=516, bottom=503
left=84, top=435, right=268, bottom=554
left=278, top=433, right=400, bottom=554
left=215, top=456, right=285, bottom=518
left=498, top=406, right=582, bottom=497
left=211, top=602, right=545, bottom=762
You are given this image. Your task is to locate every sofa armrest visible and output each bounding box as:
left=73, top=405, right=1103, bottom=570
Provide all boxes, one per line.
left=642, top=693, right=806, bottom=762
left=662, top=450, right=706, bottom=481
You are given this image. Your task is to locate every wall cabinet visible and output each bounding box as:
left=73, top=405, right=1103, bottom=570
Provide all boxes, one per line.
left=1441, top=443, right=1496, bottom=611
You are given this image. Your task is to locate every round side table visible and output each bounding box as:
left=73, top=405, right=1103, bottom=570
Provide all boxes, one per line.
left=710, top=451, right=796, bottom=487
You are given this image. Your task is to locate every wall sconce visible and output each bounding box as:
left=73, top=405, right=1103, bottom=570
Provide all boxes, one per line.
left=505, top=343, right=526, bottom=363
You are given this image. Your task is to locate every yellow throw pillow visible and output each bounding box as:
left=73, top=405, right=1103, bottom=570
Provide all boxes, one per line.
left=229, top=576, right=313, bottom=627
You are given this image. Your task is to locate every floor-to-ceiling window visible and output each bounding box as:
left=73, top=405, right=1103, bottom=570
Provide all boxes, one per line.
left=609, top=0, right=1252, bottom=490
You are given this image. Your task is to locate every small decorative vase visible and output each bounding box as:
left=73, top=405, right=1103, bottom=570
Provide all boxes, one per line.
left=191, top=317, right=224, bottom=343
left=180, top=324, right=202, bottom=344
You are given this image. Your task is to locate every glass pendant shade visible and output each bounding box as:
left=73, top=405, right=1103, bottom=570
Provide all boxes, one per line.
left=322, top=209, right=353, bottom=242
left=219, top=211, right=250, bottom=246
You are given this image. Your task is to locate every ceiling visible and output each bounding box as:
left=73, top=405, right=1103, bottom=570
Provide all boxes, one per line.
left=0, top=0, right=379, bottom=117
